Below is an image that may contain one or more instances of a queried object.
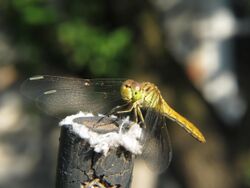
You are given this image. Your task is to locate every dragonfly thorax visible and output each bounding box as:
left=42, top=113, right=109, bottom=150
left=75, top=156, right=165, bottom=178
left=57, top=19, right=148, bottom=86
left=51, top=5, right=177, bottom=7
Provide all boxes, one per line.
left=120, top=80, right=162, bottom=110
left=141, top=82, right=162, bottom=109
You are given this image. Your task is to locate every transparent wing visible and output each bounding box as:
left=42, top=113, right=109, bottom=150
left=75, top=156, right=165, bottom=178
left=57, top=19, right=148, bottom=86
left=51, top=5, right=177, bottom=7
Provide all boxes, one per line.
left=21, top=75, right=126, bottom=117
left=141, top=108, right=172, bottom=173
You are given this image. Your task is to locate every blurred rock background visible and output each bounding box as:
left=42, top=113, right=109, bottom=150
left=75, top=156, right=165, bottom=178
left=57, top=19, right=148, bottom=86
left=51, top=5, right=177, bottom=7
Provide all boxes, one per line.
left=0, top=0, right=250, bottom=187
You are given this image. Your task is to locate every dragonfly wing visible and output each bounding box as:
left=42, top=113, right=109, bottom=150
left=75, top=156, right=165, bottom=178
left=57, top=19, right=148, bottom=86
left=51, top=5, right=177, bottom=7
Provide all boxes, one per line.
left=141, top=108, right=172, bottom=173
left=21, top=75, right=125, bottom=117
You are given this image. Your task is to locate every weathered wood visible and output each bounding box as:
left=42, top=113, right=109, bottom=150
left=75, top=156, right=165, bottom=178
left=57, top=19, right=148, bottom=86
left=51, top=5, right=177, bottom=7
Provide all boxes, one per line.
left=56, top=119, right=135, bottom=188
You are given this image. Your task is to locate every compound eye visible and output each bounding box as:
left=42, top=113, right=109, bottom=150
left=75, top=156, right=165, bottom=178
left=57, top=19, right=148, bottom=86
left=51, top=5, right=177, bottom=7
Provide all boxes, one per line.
left=125, top=84, right=130, bottom=88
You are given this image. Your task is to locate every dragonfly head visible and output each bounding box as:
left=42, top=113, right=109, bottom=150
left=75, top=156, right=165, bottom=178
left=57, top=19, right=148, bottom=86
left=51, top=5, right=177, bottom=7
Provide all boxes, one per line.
left=121, top=80, right=143, bottom=102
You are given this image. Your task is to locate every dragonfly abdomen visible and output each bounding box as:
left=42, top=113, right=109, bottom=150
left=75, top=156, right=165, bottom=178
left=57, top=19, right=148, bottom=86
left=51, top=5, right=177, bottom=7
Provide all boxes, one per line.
left=161, top=100, right=206, bottom=143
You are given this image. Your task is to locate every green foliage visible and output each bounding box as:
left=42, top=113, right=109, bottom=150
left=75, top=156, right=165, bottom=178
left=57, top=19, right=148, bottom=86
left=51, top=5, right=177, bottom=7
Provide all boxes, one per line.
left=22, top=6, right=57, bottom=24
left=58, top=21, right=131, bottom=75
left=5, top=0, right=133, bottom=76
left=12, top=0, right=57, bottom=25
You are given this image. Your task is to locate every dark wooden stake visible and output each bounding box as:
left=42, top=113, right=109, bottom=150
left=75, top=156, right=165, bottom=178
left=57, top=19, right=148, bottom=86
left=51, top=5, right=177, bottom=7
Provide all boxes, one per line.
left=56, top=117, right=135, bottom=188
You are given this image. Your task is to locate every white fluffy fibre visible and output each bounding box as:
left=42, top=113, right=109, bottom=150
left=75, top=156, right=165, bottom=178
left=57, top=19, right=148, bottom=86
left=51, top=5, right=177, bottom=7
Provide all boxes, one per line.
left=59, top=112, right=143, bottom=155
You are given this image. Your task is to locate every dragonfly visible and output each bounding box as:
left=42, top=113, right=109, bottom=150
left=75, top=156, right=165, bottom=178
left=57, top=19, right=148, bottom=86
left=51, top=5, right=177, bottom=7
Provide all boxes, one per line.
left=21, top=75, right=206, bottom=173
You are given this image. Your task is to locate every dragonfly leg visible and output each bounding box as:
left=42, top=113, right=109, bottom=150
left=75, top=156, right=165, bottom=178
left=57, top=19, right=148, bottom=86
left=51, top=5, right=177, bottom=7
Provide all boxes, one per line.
left=137, top=106, right=144, bottom=123
left=122, top=107, right=138, bottom=130
left=134, top=107, right=138, bottom=123
left=94, top=103, right=130, bottom=127
left=108, top=103, right=130, bottom=115
left=116, top=103, right=134, bottom=114
left=117, top=103, right=140, bottom=125
left=124, top=105, right=145, bottom=128
left=136, top=106, right=144, bottom=123
left=137, top=106, right=146, bottom=128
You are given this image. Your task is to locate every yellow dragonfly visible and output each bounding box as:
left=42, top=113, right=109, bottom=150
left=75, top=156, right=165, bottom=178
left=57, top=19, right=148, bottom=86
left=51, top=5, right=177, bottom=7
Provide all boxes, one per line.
left=119, top=79, right=205, bottom=143
left=21, top=75, right=205, bottom=172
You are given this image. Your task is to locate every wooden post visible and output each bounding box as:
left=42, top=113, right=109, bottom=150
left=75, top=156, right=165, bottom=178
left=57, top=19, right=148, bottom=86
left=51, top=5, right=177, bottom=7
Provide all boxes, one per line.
left=56, top=116, right=135, bottom=188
